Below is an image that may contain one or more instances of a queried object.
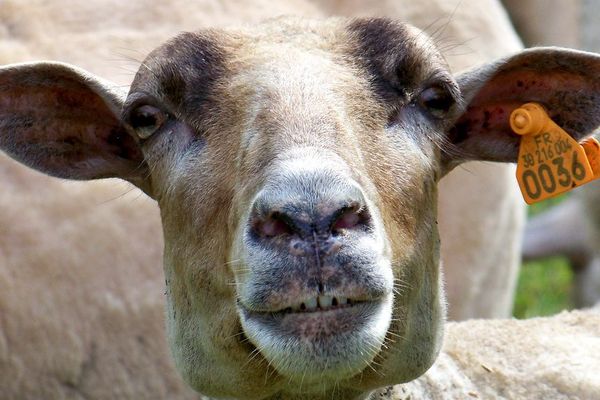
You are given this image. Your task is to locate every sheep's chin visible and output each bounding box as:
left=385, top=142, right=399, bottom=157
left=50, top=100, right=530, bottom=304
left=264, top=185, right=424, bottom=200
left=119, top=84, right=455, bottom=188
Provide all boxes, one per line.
left=238, top=294, right=393, bottom=383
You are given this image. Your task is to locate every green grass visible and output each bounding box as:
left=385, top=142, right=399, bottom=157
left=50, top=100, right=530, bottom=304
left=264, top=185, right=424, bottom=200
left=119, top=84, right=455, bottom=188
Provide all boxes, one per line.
left=513, top=257, right=574, bottom=319
left=512, top=194, right=574, bottom=319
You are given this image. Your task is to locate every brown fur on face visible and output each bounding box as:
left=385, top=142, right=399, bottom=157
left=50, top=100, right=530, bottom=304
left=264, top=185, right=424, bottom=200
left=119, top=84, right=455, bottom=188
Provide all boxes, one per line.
left=121, top=17, right=458, bottom=399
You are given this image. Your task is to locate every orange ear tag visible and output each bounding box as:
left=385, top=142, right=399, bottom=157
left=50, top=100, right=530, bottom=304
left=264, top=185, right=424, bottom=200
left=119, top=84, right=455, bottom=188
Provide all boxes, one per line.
left=581, top=137, right=600, bottom=179
left=510, top=103, right=600, bottom=204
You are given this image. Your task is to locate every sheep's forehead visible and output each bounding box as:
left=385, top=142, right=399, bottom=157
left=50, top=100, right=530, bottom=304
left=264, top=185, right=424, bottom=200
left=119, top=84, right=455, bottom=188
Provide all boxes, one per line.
left=129, top=17, right=446, bottom=116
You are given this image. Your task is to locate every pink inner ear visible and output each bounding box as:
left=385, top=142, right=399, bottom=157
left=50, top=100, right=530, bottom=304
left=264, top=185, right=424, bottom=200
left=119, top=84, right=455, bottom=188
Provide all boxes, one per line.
left=450, top=69, right=598, bottom=162
left=0, top=83, right=143, bottom=179
left=457, top=71, right=570, bottom=139
left=467, top=69, right=592, bottom=127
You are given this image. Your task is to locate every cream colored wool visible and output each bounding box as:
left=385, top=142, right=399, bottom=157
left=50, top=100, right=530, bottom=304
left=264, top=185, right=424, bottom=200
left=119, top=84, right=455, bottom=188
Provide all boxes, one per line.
left=386, top=309, right=600, bottom=399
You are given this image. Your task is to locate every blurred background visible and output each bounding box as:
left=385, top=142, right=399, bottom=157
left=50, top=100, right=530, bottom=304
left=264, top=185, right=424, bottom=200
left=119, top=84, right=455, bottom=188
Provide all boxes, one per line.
left=502, top=0, right=600, bottom=318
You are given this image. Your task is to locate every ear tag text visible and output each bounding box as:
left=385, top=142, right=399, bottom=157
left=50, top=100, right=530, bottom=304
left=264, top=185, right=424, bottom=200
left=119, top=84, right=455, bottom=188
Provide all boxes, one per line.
left=510, top=103, right=600, bottom=204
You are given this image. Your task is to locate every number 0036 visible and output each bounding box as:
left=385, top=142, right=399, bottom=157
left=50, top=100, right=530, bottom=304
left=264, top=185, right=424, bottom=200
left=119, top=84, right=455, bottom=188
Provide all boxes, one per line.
left=521, top=152, right=586, bottom=200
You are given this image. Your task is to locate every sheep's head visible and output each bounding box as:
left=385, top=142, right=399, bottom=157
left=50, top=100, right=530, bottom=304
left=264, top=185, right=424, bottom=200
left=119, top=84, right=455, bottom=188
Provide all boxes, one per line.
left=3, top=16, right=600, bottom=400
left=132, top=18, right=451, bottom=397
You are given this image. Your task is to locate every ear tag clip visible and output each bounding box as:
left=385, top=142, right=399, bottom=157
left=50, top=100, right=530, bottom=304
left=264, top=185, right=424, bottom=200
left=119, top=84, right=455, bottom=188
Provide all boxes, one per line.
left=510, top=102, right=600, bottom=204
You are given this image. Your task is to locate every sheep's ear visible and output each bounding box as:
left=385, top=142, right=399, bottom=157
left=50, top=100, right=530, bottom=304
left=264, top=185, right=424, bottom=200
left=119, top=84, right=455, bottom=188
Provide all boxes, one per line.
left=443, top=48, right=600, bottom=172
left=0, top=62, right=149, bottom=190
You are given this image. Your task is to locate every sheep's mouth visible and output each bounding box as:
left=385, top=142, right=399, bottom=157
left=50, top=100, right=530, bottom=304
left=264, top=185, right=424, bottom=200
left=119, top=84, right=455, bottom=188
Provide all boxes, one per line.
left=237, top=295, right=392, bottom=380
left=276, top=295, right=364, bottom=314
left=239, top=297, right=381, bottom=336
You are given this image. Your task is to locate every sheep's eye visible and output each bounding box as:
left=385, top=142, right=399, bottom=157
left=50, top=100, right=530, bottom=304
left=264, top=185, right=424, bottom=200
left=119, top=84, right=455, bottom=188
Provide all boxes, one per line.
left=129, top=105, right=167, bottom=139
left=418, top=86, right=454, bottom=119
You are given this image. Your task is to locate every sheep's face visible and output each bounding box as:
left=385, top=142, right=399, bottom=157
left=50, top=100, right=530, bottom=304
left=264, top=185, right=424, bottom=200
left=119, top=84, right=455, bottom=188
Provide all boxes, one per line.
left=123, top=17, right=457, bottom=399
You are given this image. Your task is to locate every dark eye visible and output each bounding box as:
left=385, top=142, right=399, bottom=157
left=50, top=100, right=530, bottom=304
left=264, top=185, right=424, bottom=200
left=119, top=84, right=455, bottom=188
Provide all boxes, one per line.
left=417, top=86, right=455, bottom=119
left=128, top=105, right=167, bottom=139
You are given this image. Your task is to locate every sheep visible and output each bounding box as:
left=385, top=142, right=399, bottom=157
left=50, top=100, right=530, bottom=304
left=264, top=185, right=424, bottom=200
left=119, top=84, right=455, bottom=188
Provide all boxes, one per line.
left=3, top=9, right=600, bottom=400
left=0, top=4, right=528, bottom=398
left=0, top=0, right=520, bottom=399
left=501, top=0, right=580, bottom=49
left=386, top=308, right=600, bottom=399
left=0, top=160, right=199, bottom=399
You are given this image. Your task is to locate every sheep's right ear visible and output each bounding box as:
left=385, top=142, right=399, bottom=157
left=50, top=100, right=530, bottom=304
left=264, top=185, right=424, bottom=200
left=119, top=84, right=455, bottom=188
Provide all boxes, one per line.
left=0, top=62, right=150, bottom=192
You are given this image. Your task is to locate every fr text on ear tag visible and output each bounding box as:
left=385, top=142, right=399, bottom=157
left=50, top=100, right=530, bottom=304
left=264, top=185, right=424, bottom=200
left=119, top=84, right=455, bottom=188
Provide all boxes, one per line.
left=510, top=103, right=600, bottom=205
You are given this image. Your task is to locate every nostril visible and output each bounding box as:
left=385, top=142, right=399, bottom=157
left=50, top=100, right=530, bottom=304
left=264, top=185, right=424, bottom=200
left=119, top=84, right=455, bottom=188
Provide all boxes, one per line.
left=331, top=204, right=371, bottom=234
left=333, top=209, right=360, bottom=230
left=253, top=212, right=294, bottom=238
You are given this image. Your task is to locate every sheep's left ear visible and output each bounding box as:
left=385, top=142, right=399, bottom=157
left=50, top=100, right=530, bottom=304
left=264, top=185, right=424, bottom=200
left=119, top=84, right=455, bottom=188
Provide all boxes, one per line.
left=443, top=47, right=600, bottom=173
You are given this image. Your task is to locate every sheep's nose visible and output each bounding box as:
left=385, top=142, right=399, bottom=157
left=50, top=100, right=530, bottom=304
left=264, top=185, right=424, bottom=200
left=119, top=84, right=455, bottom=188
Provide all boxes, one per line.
left=249, top=185, right=372, bottom=241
